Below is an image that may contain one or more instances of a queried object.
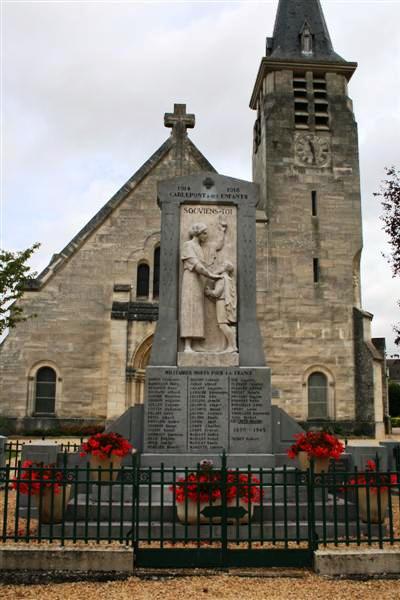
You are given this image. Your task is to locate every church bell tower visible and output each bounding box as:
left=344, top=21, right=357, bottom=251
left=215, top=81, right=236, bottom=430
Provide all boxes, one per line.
left=251, top=0, right=386, bottom=434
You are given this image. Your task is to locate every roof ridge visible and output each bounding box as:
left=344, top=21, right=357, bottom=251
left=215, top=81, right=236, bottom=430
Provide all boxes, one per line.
left=29, top=136, right=216, bottom=289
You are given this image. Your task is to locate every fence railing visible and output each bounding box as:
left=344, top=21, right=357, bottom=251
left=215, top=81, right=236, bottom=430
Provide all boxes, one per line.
left=5, top=439, right=84, bottom=473
left=0, top=456, right=399, bottom=551
left=395, top=445, right=400, bottom=472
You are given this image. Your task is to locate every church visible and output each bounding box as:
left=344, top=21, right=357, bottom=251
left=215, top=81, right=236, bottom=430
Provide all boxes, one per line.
left=0, top=0, right=388, bottom=436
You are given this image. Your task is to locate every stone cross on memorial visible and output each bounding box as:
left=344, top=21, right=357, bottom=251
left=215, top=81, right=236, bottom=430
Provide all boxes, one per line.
left=164, top=103, right=196, bottom=176
left=164, top=104, right=195, bottom=139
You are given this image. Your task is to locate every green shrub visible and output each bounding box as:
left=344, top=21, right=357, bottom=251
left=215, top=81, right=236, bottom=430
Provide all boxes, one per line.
left=389, top=381, right=400, bottom=417
left=56, top=423, right=104, bottom=436
left=391, top=416, right=400, bottom=428
left=0, top=417, right=15, bottom=436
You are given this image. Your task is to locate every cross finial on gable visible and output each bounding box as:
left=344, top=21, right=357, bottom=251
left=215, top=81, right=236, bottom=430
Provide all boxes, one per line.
left=164, top=104, right=195, bottom=138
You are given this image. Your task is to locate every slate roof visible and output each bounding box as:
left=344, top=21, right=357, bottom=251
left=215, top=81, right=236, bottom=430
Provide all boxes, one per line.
left=249, top=0, right=357, bottom=109
left=388, top=359, right=400, bottom=383
left=268, top=0, right=345, bottom=62
left=28, top=135, right=216, bottom=289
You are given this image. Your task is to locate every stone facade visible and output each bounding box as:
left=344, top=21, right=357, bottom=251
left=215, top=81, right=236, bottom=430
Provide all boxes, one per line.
left=0, top=115, right=215, bottom=429
left=0, top=2, right=388, bottom=435
left=252, top=70, right=363, bottom=425
left=249, top=0, right=386, bottom=434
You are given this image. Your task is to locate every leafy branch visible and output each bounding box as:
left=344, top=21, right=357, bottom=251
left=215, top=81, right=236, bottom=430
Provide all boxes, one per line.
left=375, top=167, right=400, bottom=345
left=0, top=243, right=40, bottom=335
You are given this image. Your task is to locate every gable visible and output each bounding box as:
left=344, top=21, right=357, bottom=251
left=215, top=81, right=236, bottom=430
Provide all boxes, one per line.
left=28, top=136, right=216, bottom=290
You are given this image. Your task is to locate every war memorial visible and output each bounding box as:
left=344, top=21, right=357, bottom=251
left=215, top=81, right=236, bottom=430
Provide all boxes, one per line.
left=144, top=173, right=273, bottom=462
left=0, top=0, right=399, bottom=579
left=2, top=171, right=397, bottom=573
left=0, top=0, right=389, bottom=438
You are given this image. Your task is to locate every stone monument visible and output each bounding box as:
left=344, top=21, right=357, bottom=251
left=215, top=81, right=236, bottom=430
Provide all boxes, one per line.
left=142, top=173, right=275, bottom=467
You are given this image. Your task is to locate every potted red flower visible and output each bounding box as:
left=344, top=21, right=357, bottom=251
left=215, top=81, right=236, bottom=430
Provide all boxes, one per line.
left=80, top=432, right=133, bottom=482
left=347, top=460, right=397, bottom=524
left=12, top=461, right=71, bottom=524
left=287, top=431, right=344, bottom=473
left=170, top=460, right=262, bottom=524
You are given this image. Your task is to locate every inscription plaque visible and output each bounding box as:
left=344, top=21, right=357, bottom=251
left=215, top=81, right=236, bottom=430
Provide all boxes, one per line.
left=188, top=374, right=228, bottom=450
left=145, top=372, right=187, bottom=451
left=144, top=367, right=271, bottom=453
left=230, top=371, right=269, bottom=453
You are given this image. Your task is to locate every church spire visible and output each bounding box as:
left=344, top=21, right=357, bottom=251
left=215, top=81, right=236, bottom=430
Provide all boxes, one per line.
left=267, top=0, right=345, bottom=62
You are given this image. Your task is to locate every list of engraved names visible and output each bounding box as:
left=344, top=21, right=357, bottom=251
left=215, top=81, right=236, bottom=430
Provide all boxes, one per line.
left=188, top=375, right=228, bottom=450
left=144, top=368, right=270, bottom=453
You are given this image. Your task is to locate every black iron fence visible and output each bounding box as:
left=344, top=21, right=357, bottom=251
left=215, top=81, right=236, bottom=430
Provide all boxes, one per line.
left=5, top=439, right=83, bottom=474
left=395, top=445, right=400, bottom=472
left=0, top=454, right=399, bottom=567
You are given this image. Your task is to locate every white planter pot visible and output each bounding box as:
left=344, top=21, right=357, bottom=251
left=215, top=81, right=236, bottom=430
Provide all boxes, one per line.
left=357, top=488, right=389, bottom=524
left=177, top=498, right=254, bottom=524
left=297, top=451, right=330, bottom=473
left=35, top=485, right=71, bottom=524
left=89, top=455, right=122, bottom=482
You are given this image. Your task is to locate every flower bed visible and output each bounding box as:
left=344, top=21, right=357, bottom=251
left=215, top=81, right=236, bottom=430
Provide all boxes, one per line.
left=287, top=431, right=344, bottom=460
left=172, top=470, right=262, bottom=505
left=80, top=432, right=132, bottom=460
left=343, top=460, right=398, bottom=524
left=11, top=461, right=71, bottom=524
left=169, top=460, right=262, bottom=523
left=347, top=460, right=398, bottom=493
left=12, top=461, right=64, bottom=497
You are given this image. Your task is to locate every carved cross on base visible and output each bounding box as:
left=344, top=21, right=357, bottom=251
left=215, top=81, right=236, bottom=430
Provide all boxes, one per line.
left=164, top=104, right=195, bottom=138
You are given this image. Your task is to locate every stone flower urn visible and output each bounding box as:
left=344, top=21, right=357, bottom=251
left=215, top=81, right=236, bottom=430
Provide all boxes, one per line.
left=357, top=488, right=389, bottom=524
left=177, top=498, right=254, bottom=524
left=297, top=451, right=330, bottom=473
left=89, top=455, right=122, bottom=483
left=36, top=485, right=71, bottom=524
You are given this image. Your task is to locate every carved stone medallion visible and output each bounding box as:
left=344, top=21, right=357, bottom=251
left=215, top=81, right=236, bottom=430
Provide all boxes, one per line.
left=295, top=134, right=330, bottom=167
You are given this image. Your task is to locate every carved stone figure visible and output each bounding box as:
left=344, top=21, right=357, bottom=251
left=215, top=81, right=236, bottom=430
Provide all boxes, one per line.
left=180, top=223, right=219, bottom=353
left=203, top=218, right=228, bottom=268
left=205, top=261, right=238, bottom=353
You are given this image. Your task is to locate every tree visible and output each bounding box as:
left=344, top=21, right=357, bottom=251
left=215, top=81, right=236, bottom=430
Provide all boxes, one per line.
left=375, top=167, right=400, bottom=345
left=388, top=381, right=400, bottom=417
left=0, top=243, right=40, bottom=335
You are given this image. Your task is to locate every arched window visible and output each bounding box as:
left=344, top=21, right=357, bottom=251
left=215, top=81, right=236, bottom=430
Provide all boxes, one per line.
left=128, top=334, right=154, bottom=406
left=308, top=372, right=328, bottom=419
left=35, top=367, right=56, bottom=414
left=153, top=246, right=160, bottom=299
left=136, top=263, right=150, bottom=298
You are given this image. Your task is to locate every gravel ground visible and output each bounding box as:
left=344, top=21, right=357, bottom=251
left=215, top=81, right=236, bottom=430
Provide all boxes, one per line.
left=1, top=571, right=400, bottom=600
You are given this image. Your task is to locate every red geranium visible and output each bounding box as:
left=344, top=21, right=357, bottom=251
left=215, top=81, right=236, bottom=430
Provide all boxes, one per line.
left=80, top=432, right=132, bottom=460
left=287, top=431, right=344, bottom=460
left=226, top=471, right=262, bottom=504
left=347, top=460, right=397, bottom=494
left=12, top=461, right=64, bottom=496
left=170, top=469, right=262, bottom=504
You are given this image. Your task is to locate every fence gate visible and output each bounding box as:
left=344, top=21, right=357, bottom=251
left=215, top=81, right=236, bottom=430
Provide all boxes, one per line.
left=131, top=461, right=315, bottom=569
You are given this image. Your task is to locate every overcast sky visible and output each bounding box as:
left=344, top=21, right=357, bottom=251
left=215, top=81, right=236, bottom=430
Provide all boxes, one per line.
left=1, top=0, right=399, bottom=353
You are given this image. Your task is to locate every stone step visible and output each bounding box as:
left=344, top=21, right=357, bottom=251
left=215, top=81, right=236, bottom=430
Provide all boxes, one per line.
left=91, top=483, right=323, bottom=503
left=63, top=496, right=358, bottom=522
left=139, top=454, right=277, bottom=469
left=47, top=520, right=380, bottom=541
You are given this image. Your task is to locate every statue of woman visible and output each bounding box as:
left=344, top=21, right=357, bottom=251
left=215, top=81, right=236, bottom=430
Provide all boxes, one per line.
left=180, top=222, right=219, bottom=353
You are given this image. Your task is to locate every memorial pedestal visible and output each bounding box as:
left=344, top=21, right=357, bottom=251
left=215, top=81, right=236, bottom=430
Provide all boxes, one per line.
left=144, top=366, right=272, bottom=456
left=140, top=453, right=275, bottom=468
left=178, top=352, right=239, bottom=368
